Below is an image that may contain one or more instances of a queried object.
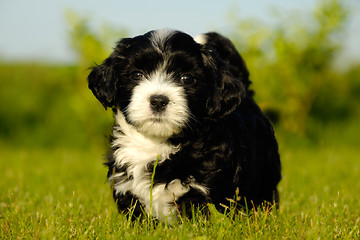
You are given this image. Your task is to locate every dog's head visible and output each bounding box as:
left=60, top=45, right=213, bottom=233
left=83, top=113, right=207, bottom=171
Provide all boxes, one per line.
left=88, top=29, right=248, bottom=138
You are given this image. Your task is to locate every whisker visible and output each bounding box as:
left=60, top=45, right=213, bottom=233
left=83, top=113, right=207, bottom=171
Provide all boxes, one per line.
left=185, top=113, right=200, bottom=133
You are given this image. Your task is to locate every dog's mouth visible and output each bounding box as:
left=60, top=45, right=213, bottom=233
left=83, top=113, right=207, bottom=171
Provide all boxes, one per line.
left=133, top=115, right=184, bottom=138
left=149, top=111, right=169, bottom=121
left=147, top=115, right=175, bottom=126
left=151, top=118, right=164, bottom=123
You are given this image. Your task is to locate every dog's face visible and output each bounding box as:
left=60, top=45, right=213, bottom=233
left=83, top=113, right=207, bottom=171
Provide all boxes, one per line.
left=88, top=29, right=247, bottom=139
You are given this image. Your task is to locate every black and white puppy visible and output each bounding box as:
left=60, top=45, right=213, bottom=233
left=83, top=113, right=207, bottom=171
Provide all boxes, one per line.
left=88, top=29, right=281, bottom=222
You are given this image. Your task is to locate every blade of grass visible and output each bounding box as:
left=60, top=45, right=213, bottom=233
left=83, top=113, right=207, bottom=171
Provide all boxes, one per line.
left=149, top=154, right=160, bottom=220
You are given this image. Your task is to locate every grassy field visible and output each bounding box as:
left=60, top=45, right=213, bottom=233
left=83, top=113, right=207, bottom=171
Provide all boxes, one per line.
left=0, top=63, right=359, bottom=239
left=1, top=120, right=359, bottom=239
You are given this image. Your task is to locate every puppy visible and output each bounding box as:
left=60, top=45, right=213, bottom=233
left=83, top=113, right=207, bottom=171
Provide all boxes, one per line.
left=88, top=29, right=281, bottom=222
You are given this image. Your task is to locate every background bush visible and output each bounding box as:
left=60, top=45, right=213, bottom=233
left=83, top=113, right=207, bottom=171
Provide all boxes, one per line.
left=1, top=0, right=359, bottom=150
left=229, top=0, right=359, bottom=134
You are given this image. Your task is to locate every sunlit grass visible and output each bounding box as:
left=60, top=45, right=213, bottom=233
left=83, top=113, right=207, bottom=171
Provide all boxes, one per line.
left=1, top=123, right=359, bottom=239
left=1, top=56, right=359, bottom=237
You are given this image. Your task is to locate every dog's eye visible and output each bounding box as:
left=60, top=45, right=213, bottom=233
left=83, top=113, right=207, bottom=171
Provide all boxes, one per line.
left=180, top=74, right=195, bottom=85
left=130, top=71, right=144, bottom=80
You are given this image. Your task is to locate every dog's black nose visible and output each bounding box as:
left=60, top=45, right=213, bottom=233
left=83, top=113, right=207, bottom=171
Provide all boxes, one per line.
left=150, top=95, right=169, bottom=112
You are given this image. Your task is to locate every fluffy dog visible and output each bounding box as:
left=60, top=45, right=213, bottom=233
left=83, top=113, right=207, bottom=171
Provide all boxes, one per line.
left=88, top=29, right=281, bottom=222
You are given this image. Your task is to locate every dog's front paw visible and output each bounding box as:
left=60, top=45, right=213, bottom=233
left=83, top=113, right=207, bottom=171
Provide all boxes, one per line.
left=166, top=179, right=190, bottom=197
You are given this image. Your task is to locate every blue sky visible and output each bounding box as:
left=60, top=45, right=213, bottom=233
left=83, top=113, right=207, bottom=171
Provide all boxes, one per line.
left=0, top=0, right=359, bottom=63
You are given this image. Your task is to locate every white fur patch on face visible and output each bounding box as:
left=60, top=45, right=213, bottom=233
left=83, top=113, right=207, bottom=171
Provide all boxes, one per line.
left=126, top=70, right=189, bottom=138
left=194, top=34, right=208, bottom=45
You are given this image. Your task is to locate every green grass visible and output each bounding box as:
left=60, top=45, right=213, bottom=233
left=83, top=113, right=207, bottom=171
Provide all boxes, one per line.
left=0, top=63, right=359, bottom=238
left=1, top=124, right=360, bottom=239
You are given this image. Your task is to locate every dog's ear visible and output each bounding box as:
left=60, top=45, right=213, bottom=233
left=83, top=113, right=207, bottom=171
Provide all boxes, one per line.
left=198, top=33, right=248, bottom=120
left=88, top=38, right=133, bottom=109
left=88, top=59, right=118, bottom=109
left=204, top=64, right=246, bottom=120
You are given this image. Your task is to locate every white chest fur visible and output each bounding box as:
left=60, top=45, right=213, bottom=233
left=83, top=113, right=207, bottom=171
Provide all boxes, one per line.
left=110, top=112, right=190, bottom=221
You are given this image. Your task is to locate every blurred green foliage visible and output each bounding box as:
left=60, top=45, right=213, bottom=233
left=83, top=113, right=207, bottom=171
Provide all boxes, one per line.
left=0, top=63, right=110, bottom=149
left=0, top=12, right=128, bottom=149
left=65, top=9, right=128, bottom=86
left=0, top=0, right=359, bottom=149
left=229, top=0, right=360, bottom=134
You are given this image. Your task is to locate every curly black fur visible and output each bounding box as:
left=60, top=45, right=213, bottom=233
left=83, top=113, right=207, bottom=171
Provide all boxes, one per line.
left=88, top=29, right=281, bottom=221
